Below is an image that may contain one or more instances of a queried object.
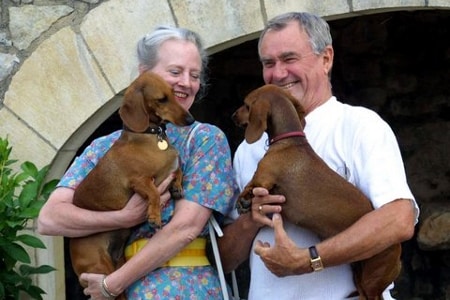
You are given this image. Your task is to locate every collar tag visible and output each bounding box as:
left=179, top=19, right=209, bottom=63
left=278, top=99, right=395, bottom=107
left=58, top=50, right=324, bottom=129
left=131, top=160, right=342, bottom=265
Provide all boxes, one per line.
left=157, top=138, right=168, bottom=150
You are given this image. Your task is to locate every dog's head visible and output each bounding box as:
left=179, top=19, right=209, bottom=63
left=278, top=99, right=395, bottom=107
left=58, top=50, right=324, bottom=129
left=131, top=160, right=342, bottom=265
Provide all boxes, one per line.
left=232, top=84, right=306, bottom=143
left=119, top=71, right=195, bottom=133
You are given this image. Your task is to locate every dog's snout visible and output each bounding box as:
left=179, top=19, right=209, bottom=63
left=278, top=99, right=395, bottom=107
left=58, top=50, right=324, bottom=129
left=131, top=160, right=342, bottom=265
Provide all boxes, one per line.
left=231, top=111, right=238, bottom=124
left=232, top=106, right=249, bottom=128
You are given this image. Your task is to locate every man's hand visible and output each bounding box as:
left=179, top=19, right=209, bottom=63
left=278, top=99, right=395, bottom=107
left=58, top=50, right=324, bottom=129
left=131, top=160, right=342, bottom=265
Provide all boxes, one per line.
left=254, top=213, right=311, bottom=277
left=251, top=187, right=285, bottom=227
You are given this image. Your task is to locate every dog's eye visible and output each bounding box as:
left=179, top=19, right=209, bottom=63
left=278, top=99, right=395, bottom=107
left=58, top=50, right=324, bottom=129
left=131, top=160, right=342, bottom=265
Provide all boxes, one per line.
left=158, top=97, right=168, bottom=103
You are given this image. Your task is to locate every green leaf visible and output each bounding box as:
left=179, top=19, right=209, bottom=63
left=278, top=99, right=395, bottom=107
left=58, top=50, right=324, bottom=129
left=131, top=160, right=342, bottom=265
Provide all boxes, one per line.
left=0, top=136, right=56, bottom=298
left=21, top=284, right=46, bottom=300
left=40, top=179, right=59, bottom=198
left=4, top=158, right=17, bottom=167
left=2, top=242, right=31, bottom=263
left=19, top=274, right=32, bottom=289
left=14, top=171, right=31, bottom=185
left=19, top=180, right=40, bottom=208
left=16, top=234, right=46, bottom=249
left=18, top=206, right=41, bottom=219
left=5, top=218, right=25, bottom=229
left=19, top=264, right=56, bottom=275
left=35, top=165, right=49, bottom=183
left=21, top=161, right=38, bottom=178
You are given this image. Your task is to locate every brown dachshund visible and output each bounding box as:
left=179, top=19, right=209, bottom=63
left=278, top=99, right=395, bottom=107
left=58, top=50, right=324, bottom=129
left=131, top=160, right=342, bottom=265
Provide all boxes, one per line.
left=70, top=71, right=194, bottom=299
left=233, top=84, right=401, bottom=300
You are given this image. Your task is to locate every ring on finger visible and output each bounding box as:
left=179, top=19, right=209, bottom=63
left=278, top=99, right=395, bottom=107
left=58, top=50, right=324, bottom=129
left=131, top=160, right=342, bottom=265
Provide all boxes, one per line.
left=258, top=205, right=263, bottom=215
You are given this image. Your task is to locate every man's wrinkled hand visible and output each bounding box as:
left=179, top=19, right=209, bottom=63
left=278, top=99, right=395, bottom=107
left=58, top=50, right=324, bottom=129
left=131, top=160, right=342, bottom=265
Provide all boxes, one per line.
left=251, top=187, right=285, bottom=227
left=254, top=213, right=310, bottom=277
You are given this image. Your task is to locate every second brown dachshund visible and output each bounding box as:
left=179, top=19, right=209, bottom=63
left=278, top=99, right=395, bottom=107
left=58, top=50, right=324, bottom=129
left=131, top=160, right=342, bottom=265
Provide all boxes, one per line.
left=233, top=84, right=401, bottom=300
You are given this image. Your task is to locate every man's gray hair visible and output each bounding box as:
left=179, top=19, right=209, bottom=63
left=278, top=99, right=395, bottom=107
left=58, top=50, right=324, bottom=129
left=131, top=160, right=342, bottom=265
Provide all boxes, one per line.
left=258, top=12, right=332, bottom=56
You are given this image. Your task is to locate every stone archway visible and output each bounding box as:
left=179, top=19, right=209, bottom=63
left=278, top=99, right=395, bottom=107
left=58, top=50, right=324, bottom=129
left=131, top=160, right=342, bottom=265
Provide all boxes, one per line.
left=0, top=1, right=445, bottom=299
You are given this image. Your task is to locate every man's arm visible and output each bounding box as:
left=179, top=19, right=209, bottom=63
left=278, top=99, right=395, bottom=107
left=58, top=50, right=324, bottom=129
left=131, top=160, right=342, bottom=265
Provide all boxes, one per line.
left=218, top=187, right=285, bottom=273
left=254, top=198, right=416, bottom=276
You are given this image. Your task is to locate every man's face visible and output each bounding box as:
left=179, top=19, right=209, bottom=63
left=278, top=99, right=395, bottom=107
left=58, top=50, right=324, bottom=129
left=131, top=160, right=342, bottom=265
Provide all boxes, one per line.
left=259, top=21, right=332, bottom=113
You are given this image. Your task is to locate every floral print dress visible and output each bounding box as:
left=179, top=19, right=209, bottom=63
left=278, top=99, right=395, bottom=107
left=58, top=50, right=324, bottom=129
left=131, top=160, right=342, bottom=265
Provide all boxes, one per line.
left=59, top=121, right=238, bottom=300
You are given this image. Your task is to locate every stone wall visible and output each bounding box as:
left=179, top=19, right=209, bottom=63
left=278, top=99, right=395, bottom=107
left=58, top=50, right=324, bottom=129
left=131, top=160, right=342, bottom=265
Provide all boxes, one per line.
left=0, top=0, right=448, bottom=299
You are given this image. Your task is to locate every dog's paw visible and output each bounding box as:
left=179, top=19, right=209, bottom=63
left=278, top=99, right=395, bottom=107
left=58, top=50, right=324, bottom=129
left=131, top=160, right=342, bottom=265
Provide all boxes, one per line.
left=236, top=197, right=252, bottom=214
left=148, top=220, right=162, bottom=229
left=148, top=214, right=162, bottom=229
left=169, top=187, right=183, bottom=200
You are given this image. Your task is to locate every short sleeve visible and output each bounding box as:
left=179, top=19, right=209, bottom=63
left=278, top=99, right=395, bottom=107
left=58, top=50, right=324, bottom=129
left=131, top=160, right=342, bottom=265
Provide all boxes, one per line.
left=58, top=131, right=122, bottom=189
left=180, top=123, right=238, bottom=217
left=347, top=110, right=416, bottom=210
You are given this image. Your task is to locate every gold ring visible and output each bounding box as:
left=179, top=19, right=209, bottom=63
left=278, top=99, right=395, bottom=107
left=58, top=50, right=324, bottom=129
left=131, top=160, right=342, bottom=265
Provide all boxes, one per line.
left=258, top=205, right=263, bottom=214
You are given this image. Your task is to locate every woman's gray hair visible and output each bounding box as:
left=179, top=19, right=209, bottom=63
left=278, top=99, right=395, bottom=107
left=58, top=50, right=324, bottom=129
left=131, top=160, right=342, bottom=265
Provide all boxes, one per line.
left=258, top=12, right=332, bottom=56
left=137, top=25, right=209, bottom=101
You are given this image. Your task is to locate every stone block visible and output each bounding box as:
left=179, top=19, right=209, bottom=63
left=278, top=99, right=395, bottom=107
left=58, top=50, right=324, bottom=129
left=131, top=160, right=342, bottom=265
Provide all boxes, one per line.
left=264, top=0, right=350, bottom=20
left=0, top=108, right=56, bottom=170
left=353, top=0, right=424, bottom=13
left=4, top=26, right=113, bottom=151
left=418, top=212, right=450, bottom=250
left=80, top=0, right=175, bottom=93
left=9, top=5, right=73, bottom=50
left=171, top=0, right=264, bottom=52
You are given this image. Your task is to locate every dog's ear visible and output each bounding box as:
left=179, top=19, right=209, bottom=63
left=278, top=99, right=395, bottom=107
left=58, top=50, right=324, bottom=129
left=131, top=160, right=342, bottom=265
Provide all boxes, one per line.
left=245, top=99, right=270, bottom=143
left=119, top=84, right=150, bottom=132
left=289, top=94, right=307, bottom=129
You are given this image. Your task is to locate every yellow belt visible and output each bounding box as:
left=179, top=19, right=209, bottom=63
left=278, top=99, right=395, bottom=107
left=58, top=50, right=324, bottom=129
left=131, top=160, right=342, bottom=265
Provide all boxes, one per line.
left=124, top=237, right=210, bottom=267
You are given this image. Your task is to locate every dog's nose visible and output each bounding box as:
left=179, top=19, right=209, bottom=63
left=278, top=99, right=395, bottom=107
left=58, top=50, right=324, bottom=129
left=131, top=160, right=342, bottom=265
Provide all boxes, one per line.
left=231, top=111, right=238, bottom=124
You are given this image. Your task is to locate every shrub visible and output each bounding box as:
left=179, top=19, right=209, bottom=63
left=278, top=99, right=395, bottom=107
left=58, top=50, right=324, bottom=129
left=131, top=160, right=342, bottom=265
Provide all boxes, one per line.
left=0, top=137, right=58, bottom=300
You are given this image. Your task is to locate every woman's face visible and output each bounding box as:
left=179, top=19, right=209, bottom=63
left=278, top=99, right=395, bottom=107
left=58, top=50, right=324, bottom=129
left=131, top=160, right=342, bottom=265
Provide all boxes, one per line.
left=150, top=39, right=202, bottom=111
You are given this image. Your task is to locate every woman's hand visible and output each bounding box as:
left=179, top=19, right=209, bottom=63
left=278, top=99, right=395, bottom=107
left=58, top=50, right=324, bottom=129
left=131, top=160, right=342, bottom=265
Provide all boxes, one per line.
left=250, top=187, right=285, bottom=227
left=80, top=273, right=121, bottom=300
left=121, top=173, right=175, bottom=227
left=119, top=194, right=148, bottom=227
left=157, top=173, right=176, bottom=207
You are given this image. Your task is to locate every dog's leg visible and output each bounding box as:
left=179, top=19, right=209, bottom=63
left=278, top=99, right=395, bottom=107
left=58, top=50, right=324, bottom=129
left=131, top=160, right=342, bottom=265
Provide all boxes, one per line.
left=236, top=184, right=255, bottom=214
left=70, top=234, right=117, bottom=284
left=237, top=169, right=276, bottom=214
left=355, top=243, right=402, bottom=300
left=169, top=167, right=184, bottom=200
left=131, top=177, right=162, bottom=227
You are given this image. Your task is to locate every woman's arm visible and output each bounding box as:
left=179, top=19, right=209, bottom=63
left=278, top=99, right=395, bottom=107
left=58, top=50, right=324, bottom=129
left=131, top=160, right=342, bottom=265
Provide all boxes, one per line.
left=37, top=176, right=173, bottom=237
left=80, top=199, right=212, bottom=297
left=37, top=187, right=149, bottom=237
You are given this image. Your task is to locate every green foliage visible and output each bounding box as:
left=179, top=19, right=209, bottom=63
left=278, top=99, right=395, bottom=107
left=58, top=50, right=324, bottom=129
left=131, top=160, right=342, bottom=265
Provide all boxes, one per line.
left=0, top=137, right=58, bottom=300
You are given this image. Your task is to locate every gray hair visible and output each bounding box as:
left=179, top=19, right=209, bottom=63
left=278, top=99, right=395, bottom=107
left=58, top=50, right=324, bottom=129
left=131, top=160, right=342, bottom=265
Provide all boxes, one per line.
left=258, top=12, right=332, bottom=56
left=137, top=25, right=209, bottom=101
